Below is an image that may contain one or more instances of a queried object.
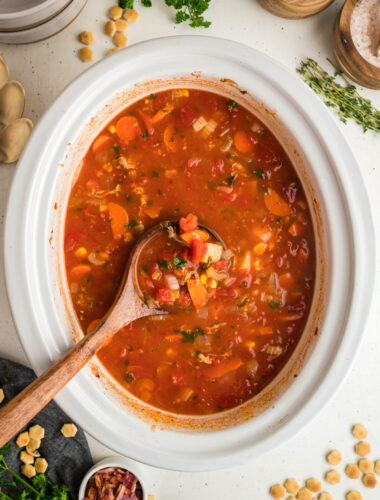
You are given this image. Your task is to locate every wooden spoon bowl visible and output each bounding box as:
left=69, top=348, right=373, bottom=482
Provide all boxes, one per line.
left=258, top=0, right=335, bottom=19
left=333, top=0, right=380, bottom=90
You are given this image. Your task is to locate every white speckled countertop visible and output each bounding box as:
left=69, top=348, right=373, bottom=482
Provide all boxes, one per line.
left=1, top=1, right=380, bottom=498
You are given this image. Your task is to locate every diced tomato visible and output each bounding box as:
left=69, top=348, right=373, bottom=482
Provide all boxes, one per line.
left=156, top=288, right=174, bottom=303
left=178, top=290, right=191, bottom=308
left=149, top=262, right=162, bottom=281
left=213, top=259, right=229, bottom=270
left=215, top=287, right=239, bottom=299
left=190, top=238, right=207, bottom=264
left=178, top=105, right=198, bottom=127
left=179, top=213, right=198, bottom=233
left=64, top=231, right=79, bottom=252
left=256, top=142, right=281, bottom=165
left=212, top=158, right=225, bottom=176
left=138, top=110, right=154, bottom=136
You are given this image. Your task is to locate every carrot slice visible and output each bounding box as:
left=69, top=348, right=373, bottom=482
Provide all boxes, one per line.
left=206, top=358, right=243, bottom=379
left=115, top=116, right=139, bottom=142
left=181, top=229, right=209, bottom=244
left=187, top=279, right=208, bottom=309
left=256, top=326, right=273, bottom=335
left=144, top=204, right=162, bottom=219
left=163, top=124, right=182, bottom=152
left=264, top=189, right=292, bottom=216
left=107, top=202, right=128, bottom=240
left=234, top=131, right=255, bottom=153
left=92, top=134, right=112, bottom=154
left=70, top=264, right=91, bottom=281
left=152, top=104, right=174, bottom=124
left=164, top=334, right=183, bottom=342
left=138, top=110, right=154, bottom=136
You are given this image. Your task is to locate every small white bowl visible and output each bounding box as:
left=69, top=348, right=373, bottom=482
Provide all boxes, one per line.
left=78, top=456, right=148, bottom=500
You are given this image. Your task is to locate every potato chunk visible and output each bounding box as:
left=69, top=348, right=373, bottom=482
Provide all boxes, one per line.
left=200, top=242, right=223, bottom=264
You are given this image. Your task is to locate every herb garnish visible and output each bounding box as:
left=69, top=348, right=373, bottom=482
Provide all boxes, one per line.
left=176, top=327, right=205, bottom=343
left=298, top=58, right=380, bottom=133
left=158, top=260, right=171, bottom=271
left=118, top=0, right=133, bottom=8
left=141, top=131, right=149, bottom=138
left=165, top=0, right=212, bottom=27
left=253, top=169, right=265, bottom=179
left=227, top=100, right=237, bottom=110
left=152, top=170, right=159, bottom=177
left=125, top=372, right=134, bottom=383
left=267, top=300, right=282, bottom=311
left=225, top=174, right=237, bottom=187
left=125, top=219, right=139, bottom=228
left=172, top=255, right=187, bottom=269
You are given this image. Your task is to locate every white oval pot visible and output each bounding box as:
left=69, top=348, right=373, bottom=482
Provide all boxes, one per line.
left=4, top=37, right=375, bottom=471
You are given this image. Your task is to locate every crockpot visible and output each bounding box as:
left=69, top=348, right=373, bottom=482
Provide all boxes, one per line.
left=4, top=37, right=375, bottom=471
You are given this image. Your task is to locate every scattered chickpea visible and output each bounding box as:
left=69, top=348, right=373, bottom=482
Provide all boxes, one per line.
left=113, top=33, right=128, bottom=48
left=326, top=450, right=342, bottom=466
left=123, top=9, right=139, bottom=22
left=352, top=424, right=368, bottom=440
left=345, top=463, right=361, bottom=479
left=79, top=47, right=94, bottom=62
left=305, top=478, right=321, bottom=493
left=79, top=31, right=95, bottom=45
left=109, top=5, right=123, bottom=20
left=346, top=492, right=362, bottom=500
left=284, top=478, right=300, bottom=495
left=115, top=19, right=128, bottom=32
left=270, top=484, right=286, bottom=499
left=105, top=20, right=116, bottom=37
left=355, top=441, right=371, bottom=456
left=362, top=472, right=377, bottom=488
left=296, top=488, right=312, bottom=500
left=325, top=470, right=341, bottom=485
left=358, top=458, right=374, bottom=473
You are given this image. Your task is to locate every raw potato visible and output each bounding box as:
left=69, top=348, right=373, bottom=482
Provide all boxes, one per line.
left=79, top=31, right=95, bottom=45
left=79, top=47, right=94, bottom=62
left=319, top=494, right=334, bottom=500
left=326, top=450, right=342, bottom=465
left=362, top=472, right=377, bottom=488
left=35, top=458, right=48, bottom=473
left=115, top=19, right=128, bottom=32
left=352, top=424, right=368, bottom=439
left=284, top=478, right=300, bottom=494
left=0, top=388, right=4, bottom=403
left=358, top=458, right=374, bottom=473
left=29, top=424, right=45, bottom=440
left=16, top=431, right=29, bottom=448
left=345, top=463, right=361, bottom=479
left=270, top=484, right=286, bottom=499
left=355, top=441, right=371, bottom=456
left=346, top=492, right=363, bottom=500
left=113, top=33, right=128, bottom=48
left=105, top=20, right=116, bottom=37
left=20, top=451, right=34, bottom=464
left=61, top=423, right=78, bottom=437
left=374, top=459, right=380, bottom=475
left=296, top=488, right=312, bottom=500
left=21, top=464, right=36, bottom=478
left=305, top=478, right=321, bottom=493
left=123, top=9, right=139, bottom=22
left=325, top=470, right=341, bottom=485
left=109, top=5, right=122, bottom=20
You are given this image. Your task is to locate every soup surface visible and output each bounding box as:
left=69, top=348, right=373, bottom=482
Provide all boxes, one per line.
left=64, top=89, right=315, bottom=415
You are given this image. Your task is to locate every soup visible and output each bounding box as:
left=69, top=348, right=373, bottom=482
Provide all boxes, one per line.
left=64, top=88, right=315, bottom=415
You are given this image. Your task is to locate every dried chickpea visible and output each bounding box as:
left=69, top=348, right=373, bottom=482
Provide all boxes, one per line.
left=297, top=488, right=312, bottom=500
left=346, top=492, right=362, bottom=500
left=374, top=459, right=380, bottom=475
left=79, top=31, right=95, bottom=45
left=61, top=423, right=78, bottom=437
left=326, top=450, right=342, bottom=465
left=284, top=479, right=300, bottom=494
left=0, top=388, right=4, bottom=403
left=16, top=431, right=30, bottom=448
left=305, top=479, right=321, bottom=493
left=358, top=458, right=374, bottom=473
left=352, top=424, right=368, bottom=439
left=345, top=463, right=361, bottom=479
left=113, top=33, right=128, bottom=48
left=21, top=464, right=36, bottom=478
left=115, top=19, right=128, bottom=32
left=318, top=494, right=333, bottom=500
left=20, top=451, right=34, bottom=465
left=35, top=458, right=48, bottom=473
left=29, top=424, right=44, bottom=440
left=79, top=47, right=94, bottom=62
left=355, top=441, right=371, bottom=456
left=325, top=470, right=341, bottom=485
left=362, top=472, right=377, bottom=488
left=270, top=484, right=286, bottom=499
left=123, top=9, right=139, bottom=22
left=109, top=5, right=122, bottom=20
left=107, top=47, right=120, bottom=55
left=105, top=20, right=116, bottom=37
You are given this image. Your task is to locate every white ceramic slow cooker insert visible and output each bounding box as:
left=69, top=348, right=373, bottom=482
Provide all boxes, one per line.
left=5, top=37, right=375, bottom=471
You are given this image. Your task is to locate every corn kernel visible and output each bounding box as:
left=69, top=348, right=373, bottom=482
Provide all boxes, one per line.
left=172, top=290, right=180, bottom=299
left=133, top=187, right=144, bottom=194
left=140, top=194, right=148, bottom=206
left=98, top=252, right=109, bottom=261
left=208, top=279, right=217, bottom=288
left=108, top=125, right=116, bottom=134
left=200, top=274, right=207, bottom=285
left=151, top=271, right=160, bottom=280
left=124, top=232, right=133, bottom=243
left=75, top=247, right=87, bottom=258
left=177, top=89, right=189, bottom=97
left=245, top=341, right=256, bottom=348
left=253, top=242, right=267, bottom=255
left=166, top=348, right=174, bottom=356
left=254, top=259, right=263, bottom=270
left=102, top=162, right=113, bottom=172
left=100, top=205, right=107, bottom=212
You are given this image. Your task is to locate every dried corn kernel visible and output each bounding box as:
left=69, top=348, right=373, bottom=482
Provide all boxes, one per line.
left=346, top=492, right=362, bottom=500
left=358, top=458, right=374, bottom=473
left=16, top=431, right=29, bottom=448
left=123, top=9, right=139, bottom=22
left=284, top=478, right=299, bottom=494
left=29, top=425, right=44, bottom=440
left=79, top=47, right=94, bottom=62
left=306, top=478, right=321, bottom=493
left=75, top=247, right=87, bottom=258
left=79, top=31, right=95, bottom=45
left=20, top=451, right=34, bottom=464
left=21, top=464, right=36, bottom=478
left=109, top=5, right=122, bottom=20
left=345, top=463, right=361, bottom=479
left=325, top=470, right=341, bottom=485
left=113, top=33, right=128, bottom=48
left=270, top=484, right=286, bottom=499
left=296, top=488, right=312, bottom=500
left=326, top=450, right=342, bottom=465
left=362, top=472, right=377, bottom=488
left=61, top=423, right=78, bottom=438
left=355, top=441, right=371, bottom=456
left=35, top=458, right=48, bottom=473
left=352, top=424, right=368, bottom=439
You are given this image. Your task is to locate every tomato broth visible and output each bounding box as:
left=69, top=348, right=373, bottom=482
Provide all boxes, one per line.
left=64, top=88, right=315, bottom=415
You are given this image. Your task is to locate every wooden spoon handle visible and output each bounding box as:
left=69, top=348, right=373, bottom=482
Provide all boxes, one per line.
left=0, top=323, right=111, bottom=447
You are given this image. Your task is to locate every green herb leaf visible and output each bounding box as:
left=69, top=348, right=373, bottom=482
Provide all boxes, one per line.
left=267, top=300, right=282, bottom=311
left=172, top=255, right=187, bottom=269
left=158, top=260, right=171, bottom=271
left=141, top=130, right=149, bottom=138
left=125, top=219, right=139, bottom=228
left=253, top=169, right=265, bottom=179
left=176, top=327, right=205, bottom=343
left=165, top=0, right=212, bottom=28
left=227, top=100, right=237, bottom=110
left=225, top=174, right=237, bottom=187
left=152, top=170, right=159, bottom=178
left=150, top=93, right=157, bottom=99
left=141, top=0, right=152, bottom=5
left=119, top=0, right=133, bottom=8
left=125, top=372, right=134, bottom=383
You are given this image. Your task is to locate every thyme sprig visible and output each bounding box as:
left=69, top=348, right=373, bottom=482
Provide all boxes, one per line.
left=297, top=58, right=380, bottom=133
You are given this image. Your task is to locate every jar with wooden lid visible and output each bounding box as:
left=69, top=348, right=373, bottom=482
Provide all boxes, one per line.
left=258, top=0, right=335, bottom=19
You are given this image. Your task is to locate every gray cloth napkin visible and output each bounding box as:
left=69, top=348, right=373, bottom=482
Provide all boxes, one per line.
left=0, top=358, right=93, bottom=499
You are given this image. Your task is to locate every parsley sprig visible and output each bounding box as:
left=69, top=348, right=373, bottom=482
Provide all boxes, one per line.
left=298, top=58, right=380, bottom=133
left=175, top=327, right=205, bottom=343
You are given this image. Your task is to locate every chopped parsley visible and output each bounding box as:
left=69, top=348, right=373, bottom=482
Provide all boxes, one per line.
left=165, top=0, right=212, bottom=27
left=242, top=281, right=248, bottom=288
left=125, top=372, right=134, bottom=383
left=141, top=265, right=148, bottom=273
left=275, top=217, right=282, bottom=224
left=125, top=219, right=139, bottom=228
left=176, top=327, right=205, bottom=343
left=141, top=0, right=152, bottom=5
left=141, top=130, right=149, bottom=138
left=124, top=359, right=129, bottom=366
left=150, top=93, right=157, bottom=99
left=253, top=169, right=265, bottom=179
left=227, top=100, right=237, bottom=110
left=119, top=0, right=133, bottom=8
left=172, top=255, right=187, bottom=269
left=158, top=260, right=171, bottom=271
left=152, top=170, right=159, bottom=177
left=112, top=145, right=121, bottom=156
left=225, top=174, right=237, bottom=187
left=126, top=194, right=132, bottom=202
left=267, top=300, right=282, bottom=311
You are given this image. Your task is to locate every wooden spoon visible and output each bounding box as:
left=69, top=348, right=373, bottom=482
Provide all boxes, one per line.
left=0, top=219, right=221, bottom=446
